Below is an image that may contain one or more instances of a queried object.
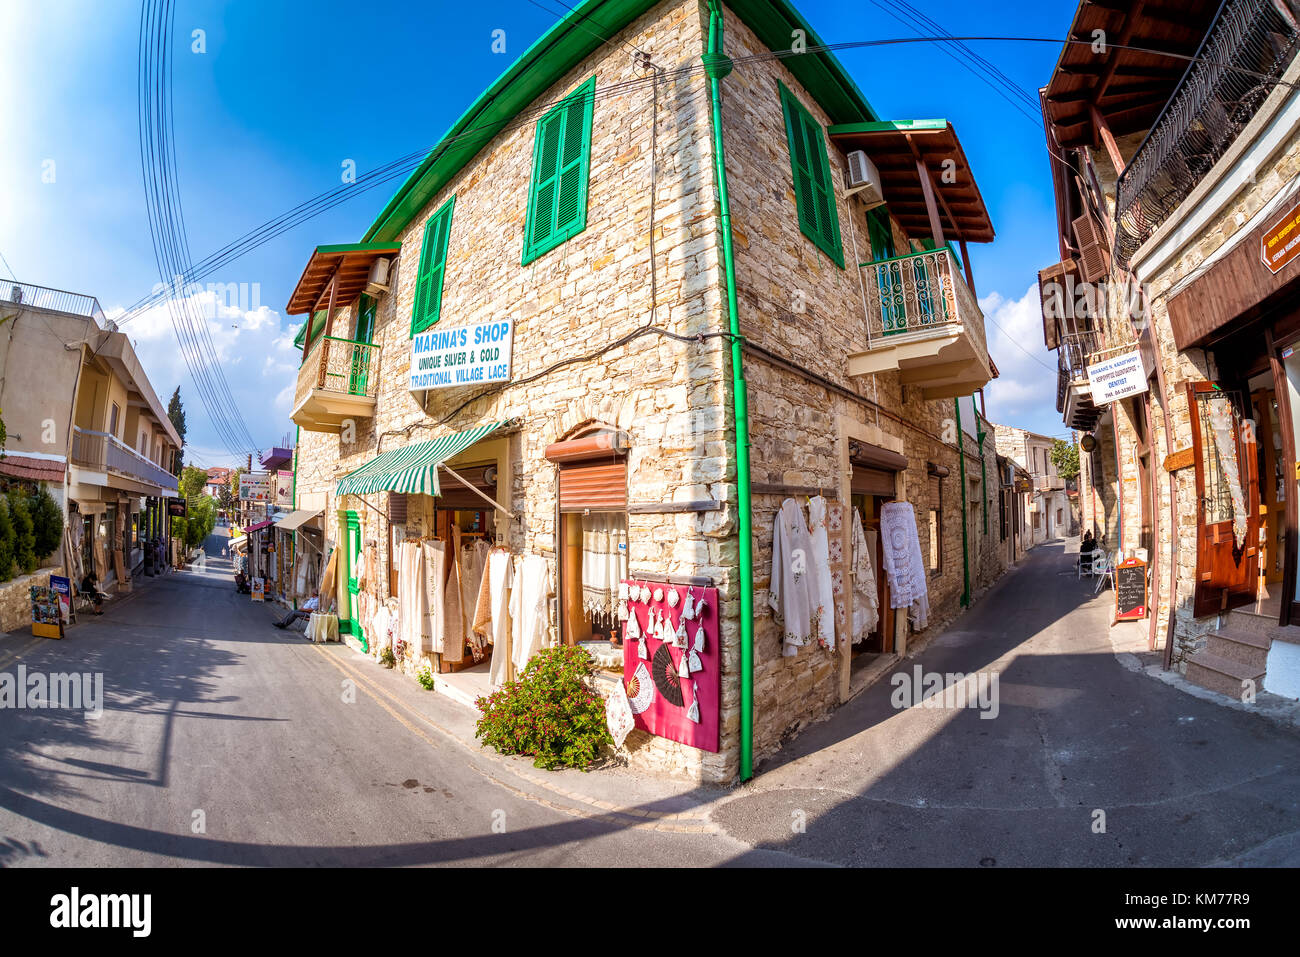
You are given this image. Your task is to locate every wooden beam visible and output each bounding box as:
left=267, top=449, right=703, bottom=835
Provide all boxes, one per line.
left=906, top=132, right=960, bottom=245
left=960, top=239, right=975, bottom=294
left=1089, top=102, right=1126, bottom=175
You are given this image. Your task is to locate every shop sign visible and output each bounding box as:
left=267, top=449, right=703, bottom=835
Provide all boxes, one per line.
left=250, top=577, right=265, bottom=602
left=274, top=470, right=294, bottom=508
left=1261, top=200, right=1300, bottom=274
left=1087, top=349, right=1150, bottom=404
left=239, top=471, right=273, bottom=502
left=166, top=497, right=187, bottom=518
left=409, top=318, right=513, bottom=391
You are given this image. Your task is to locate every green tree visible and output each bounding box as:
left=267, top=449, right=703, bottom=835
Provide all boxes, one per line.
left=182, top=496, right=216, bottom=550
left=1051, top=438, right=1080, bottom=482
left=7, top=491, right=36, bottom=575
left=0, top=496, right=14, bottom=582
left=179, top=465, right=209, bottom=502
left=166, top=387, right=186, bottom=476
left=29, top=484, right=63, bottom=559
left=217, top=477, right=237, bottom=513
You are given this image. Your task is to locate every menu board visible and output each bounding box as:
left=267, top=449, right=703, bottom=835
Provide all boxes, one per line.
left=30, top=583, right=64, bottom=639
left=1115, top=559, right=1148, bottom=620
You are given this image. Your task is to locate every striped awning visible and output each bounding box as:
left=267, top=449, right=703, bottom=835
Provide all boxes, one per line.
left=335, top=421, right=507, bottom=498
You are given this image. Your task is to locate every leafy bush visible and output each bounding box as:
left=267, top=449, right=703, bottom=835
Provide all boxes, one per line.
left=378, top=646, right=396, bottom=669
left=29, top=484, right=63, bottom=560
left=0, top=497, right=13, bottom=582
left=7, top=491, right=36, bottom=575
left=474, top=645, right=612, bottom=771
left=416, top=666, right=435, bottom=690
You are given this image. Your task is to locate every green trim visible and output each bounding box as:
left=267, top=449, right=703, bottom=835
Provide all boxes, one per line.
left=360, top=0, right=877, bottom=245
left=705, top=0, right=756, bottom=784
left=410, top=195, right=456, bottom=336
left=778, top=81, right=844, bottom=269
left=521, top=76, right=596, bottom=266
left=826, top=118, right=948, bottom=135
left=293, top=310, right=327, bottom=349
left=954, top=398, right=970, bottom=608
left=313, top=241, right=402, bottom=255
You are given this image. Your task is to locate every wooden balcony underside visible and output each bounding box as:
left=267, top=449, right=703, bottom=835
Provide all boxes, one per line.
left=848, top=326, right=991, bottom=400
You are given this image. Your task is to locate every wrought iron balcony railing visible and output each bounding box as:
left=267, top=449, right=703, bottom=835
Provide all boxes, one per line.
left=294, top=336, right=380, bottom=410
left=72, top=427, right=178, bottom=492
left=1059, top=329, right=1100, bottom=382
left=861, top=246, right=987, bottom=357
left=4, top=280, right=106, bottom=324
left=1115, top=0, right=1300, bottom=266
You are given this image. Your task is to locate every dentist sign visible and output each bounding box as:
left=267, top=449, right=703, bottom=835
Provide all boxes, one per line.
left=409, top=319, right=514, bottom=391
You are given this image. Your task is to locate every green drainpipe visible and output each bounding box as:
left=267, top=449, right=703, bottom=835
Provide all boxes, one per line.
left=954, top=398, right=970, bottom=607
left=704, top=0, right=755, bottom=782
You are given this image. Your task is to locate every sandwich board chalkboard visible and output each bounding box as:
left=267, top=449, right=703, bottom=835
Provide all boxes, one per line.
left=1115, top=558, right=1148, bottom=621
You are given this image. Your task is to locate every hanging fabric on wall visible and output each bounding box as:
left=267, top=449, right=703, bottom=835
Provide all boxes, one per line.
left=807, top=496, right=836, bottom=651
left=850, top=507, right=880, bottom=642
left=510, top=554, right=553, bottom=674
left=484, top=549, right=515, bottom=687
left=399, top=541, right=429, bottom=653
left=441, top=528, right=466, bottom=664
left=769, top=498, right=816, bottom=657
left=580, top=513, right=626, bottom=632
left=421, top=540, right=448, bottom=657
left=879, top=502, right=930, bottom=630
left=825, top=501, right=849, bottom=647
left=319, top=548, right=338, bottom=608
left=461, top=538, right=490, bottom=661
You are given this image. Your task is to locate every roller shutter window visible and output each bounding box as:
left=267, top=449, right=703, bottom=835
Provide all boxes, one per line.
left=558, top=461, right=627, bottom=512
left=523, top=76, right=596, bottom=265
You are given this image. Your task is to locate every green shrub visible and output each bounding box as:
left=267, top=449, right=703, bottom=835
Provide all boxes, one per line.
left=29, top=484, right=63, bottom=560
left=7, top=491, right=36, bottom=575
left=474, top=645, right=612, bottom=771
left=0, top=497, right=13, bottom=582
left=416, top=666, right=435, bottom=690
left=378, top=646, right=396, bottom=669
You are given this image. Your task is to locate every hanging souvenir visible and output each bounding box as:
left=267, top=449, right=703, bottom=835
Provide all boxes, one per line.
left=651, top=644, right=684, bottom=706
left=686, top=647, right=702, bottom=674
left=673, top=616, right=688, bottom=649
left=682, top=588, right=696, bottom=621
left=627, top=662, right=655, bottom=714
left=618, top=581, right=629, bottom=602
left=626, top=608, right=642, bottom=642
left=692, top=624, right=705, bottom=653
left=653, top=587, right=664, bottom=603
left=694, top=593, right=707, bottom=618
left=677, top=647, right=690, bottom=679
left=617, top=599, right=629, bottom=621
left=686, top=681, right=700, bottom=724
left=666, top=587, right=680, bottom=608
left=606, top=680, right=635, bottom=748
left=639, top=584, right=651, bottom=604
left=639, top=634, right=649, bottom=660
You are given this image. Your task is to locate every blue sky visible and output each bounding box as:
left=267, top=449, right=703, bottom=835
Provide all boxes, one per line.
left=1, top=0, right=1078, bottom=467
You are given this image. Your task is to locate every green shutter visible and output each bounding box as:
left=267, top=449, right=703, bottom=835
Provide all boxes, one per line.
left=866, top=207, right=895, bottom=261
left=523, top=76, right=595, bottom=265
left=779, top=83, right=844, bottom=268
left=410, top=195, right=455, bottom=336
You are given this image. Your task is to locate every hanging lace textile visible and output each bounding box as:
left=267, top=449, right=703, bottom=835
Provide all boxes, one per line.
left=769, top=498, right=816, bottom=657
left=879, top=502, right=930, bottom=630
left=850, top=508, right=880, bottom=641
left=460, top=538, right=490, bottom=661
left=1206, top=395, right=1250, bottom=547
left=807, top=496, right=836, bottom=650
left=581, top=513, right=626, bottom=635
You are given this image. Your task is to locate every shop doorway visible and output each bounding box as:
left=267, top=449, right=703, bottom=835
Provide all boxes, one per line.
left=342, top=510, right=361, bottom=638
left=1187, top=382, right=1260, bottom=617
left=1250, top=375, right=1286, bottom=593
left=850, top=463, right=895, bottom=662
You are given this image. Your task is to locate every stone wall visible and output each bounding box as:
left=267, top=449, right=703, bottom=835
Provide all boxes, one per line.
left=0, top=566, right=65, bottom=634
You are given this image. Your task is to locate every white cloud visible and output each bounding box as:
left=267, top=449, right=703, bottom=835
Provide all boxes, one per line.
left=979, top=284, right=1069, bottom=438
left=105, top=290, right=300, bottom=468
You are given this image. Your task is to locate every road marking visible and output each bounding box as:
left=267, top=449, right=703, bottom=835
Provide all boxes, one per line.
left=310, top=643, right=717, bottom=832
left=0, top=637, right=45, bottom=671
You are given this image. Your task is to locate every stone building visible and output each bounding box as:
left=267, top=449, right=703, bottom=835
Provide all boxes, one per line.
left=993, top=425, right=1070, bottom=546
left=286, top=0, right=1011, bottom=781
left=1037, top=0, right=1300, bottom=699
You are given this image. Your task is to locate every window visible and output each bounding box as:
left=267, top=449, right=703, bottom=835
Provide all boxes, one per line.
left=928, top=475, right=942, bottom=574
left=522, top=76, right=596, bottom=265
left=355, top=293, right=377, bottom=344
left=410, top=196, right=456, bottom=336
left=779, top=82, right=844, bottom=268
left=109, top=402, right=120, bottom=437
left=866, top=206, right=895, bottom=261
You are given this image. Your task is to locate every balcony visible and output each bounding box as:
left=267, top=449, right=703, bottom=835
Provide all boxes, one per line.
left=847, top=247, right=991, bottom=399
left=1114, top=0, right=1300, bottom=266
left=71, top=427, right=178, bottom=494
left=1057, top=330, right=1103, bottom=431
left=1035, top=474, right=1066, bottom=492
left=291, top=336, right=379, bottom=433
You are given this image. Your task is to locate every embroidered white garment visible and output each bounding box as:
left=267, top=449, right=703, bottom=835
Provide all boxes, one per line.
left=769, top=498, right=816, bottom=657
left=486, top=550, right=515, bottom=688
left=605, top=681, right=635, bottom=749
left=460, top=539, right=490, bottom=657
left=807, top=496, right=836, bottom=650
left=879, top=502, right=930, bottom=630
left=398, top=541, right=429, bottom=653
left=510, top=555, right=553, bottom=673
left=850, top=507, right=880, bottom=642
left=421, top=541, right=447, bottom=656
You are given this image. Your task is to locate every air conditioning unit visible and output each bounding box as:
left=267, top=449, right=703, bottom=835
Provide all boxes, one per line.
left=363, top=257, right=392, bottom=298
left=844, top=150, right=886, bottom=209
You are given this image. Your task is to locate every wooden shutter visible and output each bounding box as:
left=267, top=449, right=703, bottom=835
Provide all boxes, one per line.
left=387, top=492, right=407, bottom=524
left=558, top=460, right=627, bottom=511
left=779, top=83, right=844, bottom=268
left=523, top=77, right=595, bottom=265
left=1072, top=213, right=1110, bottom=283
left=411, top=196, right=455, bottom=335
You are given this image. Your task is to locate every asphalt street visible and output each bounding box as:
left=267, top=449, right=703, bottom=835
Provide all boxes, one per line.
left=0, top=533, right=1296, bottom=866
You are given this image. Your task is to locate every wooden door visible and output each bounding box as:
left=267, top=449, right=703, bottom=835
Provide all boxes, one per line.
left=1251, top=388, right=1286, bottom=585
left=1187, top=383, right=1260, bottom=617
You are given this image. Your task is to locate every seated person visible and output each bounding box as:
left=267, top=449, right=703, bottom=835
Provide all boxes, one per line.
left=80, top=572, right=106, bottom=615
left=1081, top=530, right=1097, bottom=554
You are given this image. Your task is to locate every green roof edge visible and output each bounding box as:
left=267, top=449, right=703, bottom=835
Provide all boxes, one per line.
left=360, top=0, right=880, bottom=244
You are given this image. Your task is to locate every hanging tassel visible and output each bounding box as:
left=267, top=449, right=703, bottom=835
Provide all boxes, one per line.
left=686, top=681, right=700, bottom=724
